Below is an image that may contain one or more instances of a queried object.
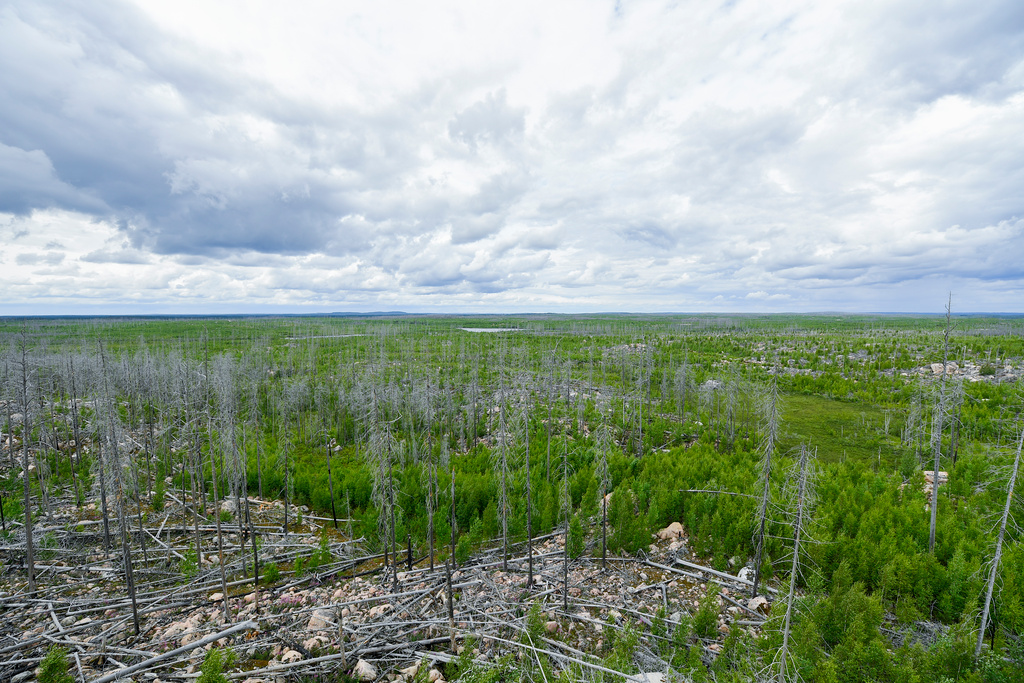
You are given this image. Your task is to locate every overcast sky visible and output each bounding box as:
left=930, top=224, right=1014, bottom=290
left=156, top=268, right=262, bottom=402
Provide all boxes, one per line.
left=2, top=0, right=1023, bottom=314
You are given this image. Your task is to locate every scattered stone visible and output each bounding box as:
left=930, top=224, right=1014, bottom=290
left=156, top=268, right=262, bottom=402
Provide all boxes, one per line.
left=656, top=522, right=684, bottom=540
left=629, top=674, right=664, bottom=683
left=748, top=595, right=769, bottom=612
left=308, top=609, right=334, bottom=631
left=545, top=620, right=559, bottom=634
left=354, top=659, right=378, bottom=681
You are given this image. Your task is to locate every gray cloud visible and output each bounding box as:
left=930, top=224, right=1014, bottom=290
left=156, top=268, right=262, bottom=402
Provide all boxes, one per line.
left=1, top=0, right=1023, bottom=312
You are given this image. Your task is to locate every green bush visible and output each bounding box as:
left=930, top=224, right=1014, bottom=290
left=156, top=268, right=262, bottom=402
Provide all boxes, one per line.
left=605, top=620, right=640, bottom=676
left=693, top=584, right=721, bottom=640
left=455, top=535, right=472, bottom=566
left=38, top=645, right=74, bottom=683
left=179, top=546, right=199, bottom=579
left=152, top=478, right=165, bottom=511
left=263, top=563, right=281, bottom=584
left=567, top=514, right=586, bottom=560
left=197, top=647, right=236, bottom=683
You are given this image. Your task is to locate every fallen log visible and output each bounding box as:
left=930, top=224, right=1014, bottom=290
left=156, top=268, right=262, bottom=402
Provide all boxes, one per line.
left=89, top=620, right=258, bottom=683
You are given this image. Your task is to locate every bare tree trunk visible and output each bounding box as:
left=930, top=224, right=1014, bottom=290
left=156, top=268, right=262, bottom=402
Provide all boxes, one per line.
left=561, top=434, right=571, bottom=613
left=595, top=402, right=611, bottom=572
left=525, top=401, right=534, bottom=589
left=778, top=445, right=812, bottom=683
left=753, top=375, right=780, bottom=597
left=976, top=424, right=1022, bottom=656
left=495, top=351, right=510, bottom=572
left=101, top=345, right=141, bottom=635
left=325, top=437, right=338, bottom=528
left=929, top=296, right=952, bottom=554
left=67, top=355, right=84, bottom=507
left=209, top=441, right=231, bottom=623
left=93, top=432, right=113, bottom=558
left=18, top=337, right=36, bottom=593
left=450, top=474, right=456, bottom=568
left=190, top=434, right=204, bottom=565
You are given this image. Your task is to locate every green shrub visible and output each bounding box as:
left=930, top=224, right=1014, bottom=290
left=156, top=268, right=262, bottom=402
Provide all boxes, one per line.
left=179, top=546, right=199, bottom=579
left=605, top=620, right=639, bottom=676
left=152, top=478, right=165, bottom=511
left=309, top=532, right=332, bottom=569
left=263, top=562, right=281, bottom=584
left=567, top=514, right=586, bottom=560
left=197, top=648, right=236, bottom=683
left=455, top=535, right=471, bottom=566
left=693, top=584, right=720, bottom=640
left=525, top=602, right=545, bottom=642
left=38, top=645, right=74, bottom=683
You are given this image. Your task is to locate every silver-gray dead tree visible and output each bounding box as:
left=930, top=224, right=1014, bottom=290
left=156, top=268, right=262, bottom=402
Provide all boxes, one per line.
left=976, top=422, right=1022, bottom=656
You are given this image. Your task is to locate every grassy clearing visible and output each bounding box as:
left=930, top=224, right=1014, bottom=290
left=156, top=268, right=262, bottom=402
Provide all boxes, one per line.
left=779, top=393, right=896, bottom=466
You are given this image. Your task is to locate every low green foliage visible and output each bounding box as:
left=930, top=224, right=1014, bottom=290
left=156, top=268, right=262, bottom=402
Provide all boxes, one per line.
left=605, top=619, right=640, bottom=676
left=38, top=646, right=74, bottom=683
left=263, top=562, right=281, bottom=584
left=567, top=513, right=586, bottom=560
left=152, top=478, right=165, bottom=511
left=179, top=545, right=199, bottom=579
left=693, top=584, right=721, bottom=640
left=197, top=648, right=236, bottom=683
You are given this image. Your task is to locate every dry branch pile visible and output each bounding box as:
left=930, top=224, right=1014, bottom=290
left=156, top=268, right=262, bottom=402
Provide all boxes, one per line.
left=0, top=490, right=770, bottom=683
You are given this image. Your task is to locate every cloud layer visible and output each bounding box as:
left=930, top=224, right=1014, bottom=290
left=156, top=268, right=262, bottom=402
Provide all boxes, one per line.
left=2, top=0, right=1023, bottom=313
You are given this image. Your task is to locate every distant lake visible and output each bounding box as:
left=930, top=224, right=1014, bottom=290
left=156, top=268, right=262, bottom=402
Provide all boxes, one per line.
left=460, top=328, right=521, bottom=333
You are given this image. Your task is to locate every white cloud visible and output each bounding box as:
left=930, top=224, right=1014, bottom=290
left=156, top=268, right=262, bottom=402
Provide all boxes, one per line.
left=1, top=0, right=1023, bottom=313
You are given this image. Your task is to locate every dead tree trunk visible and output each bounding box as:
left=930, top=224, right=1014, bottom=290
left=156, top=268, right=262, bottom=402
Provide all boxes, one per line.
left=17, top=337, right=35, bottom=593
left=929, top=296, right=953, bottom=554
left=778, top=445, right=813, bottom=683
left=101, top=345, right=141, bottom=635
left=524, top=400, right=534, bottom=588
left=976, top=423, right=1022, bottom=656
left=753, top=375, right=780, bottom=597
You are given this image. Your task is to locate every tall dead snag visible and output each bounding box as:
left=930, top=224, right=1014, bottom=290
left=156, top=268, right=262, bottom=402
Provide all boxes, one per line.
left=561, top=428, right=572, bottom=613
left=930, top=296, right=953, bottom=554
left=675, top=347, right=690, bottom=423
left=594, top=397, right=612, bottom=571
left=976, top=422, right=1023, bottom=656
left=522, top=389, right=535, bottom=588
left=67, top=354, right=85, bottom=507
left=777, top=445, right=815, bottom=683
left=493, top=342, right=513, bottom=572
left=447, top=472, right=456, bottom=650
left=100, top=343, right=141, bottom=635
left=545, top=344, right=560, bottom=482
left=422, top=377, right=444, bottom=572
left=205, top=345, right=231, bottom=624
left=16, top=333, right=35, bottom=593
left=753, top=374, right=780, bottom=597
left=368, top=384, right=399, bottom=592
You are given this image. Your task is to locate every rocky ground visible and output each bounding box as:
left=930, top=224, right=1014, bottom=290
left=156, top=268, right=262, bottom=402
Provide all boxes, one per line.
left=0, top=496, right=772, bottom=683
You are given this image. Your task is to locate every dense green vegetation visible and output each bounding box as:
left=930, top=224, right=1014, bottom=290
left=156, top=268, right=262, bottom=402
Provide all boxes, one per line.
left=2, top=312, right=1023, bottom=681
